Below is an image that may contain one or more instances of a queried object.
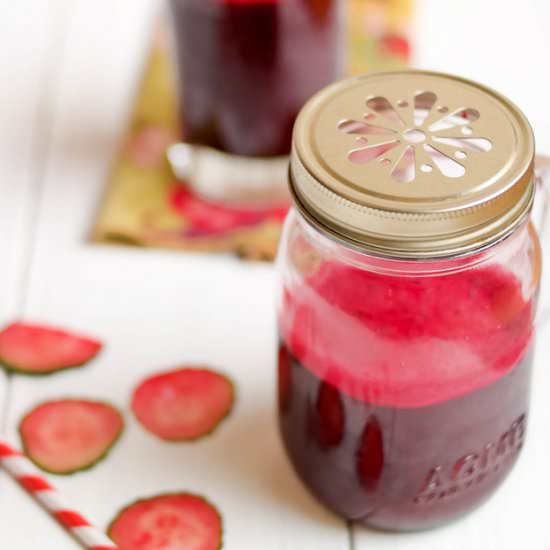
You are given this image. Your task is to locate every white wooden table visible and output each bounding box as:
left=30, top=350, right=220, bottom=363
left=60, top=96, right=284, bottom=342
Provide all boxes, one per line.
left=1, top=1, right=549, bottom=548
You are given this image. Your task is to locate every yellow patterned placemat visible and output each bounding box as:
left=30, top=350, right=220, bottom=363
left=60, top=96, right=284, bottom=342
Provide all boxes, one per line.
left=93, top=2, right=412, bottom=261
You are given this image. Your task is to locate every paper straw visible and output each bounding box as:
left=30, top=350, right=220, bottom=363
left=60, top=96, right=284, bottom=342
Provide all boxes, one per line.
left=0, top=438, right=118, bottom=550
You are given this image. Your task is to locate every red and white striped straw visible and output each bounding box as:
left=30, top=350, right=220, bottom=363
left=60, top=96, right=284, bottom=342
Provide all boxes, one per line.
left=0, top=438, right=118, bottom=550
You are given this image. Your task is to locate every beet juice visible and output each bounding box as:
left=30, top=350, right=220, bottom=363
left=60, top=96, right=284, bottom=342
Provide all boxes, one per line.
left=277, top=71, right=541, bottom=530
left=169, top=0, right=343, bottom=157
left=278, top=252, right=536, bottom=530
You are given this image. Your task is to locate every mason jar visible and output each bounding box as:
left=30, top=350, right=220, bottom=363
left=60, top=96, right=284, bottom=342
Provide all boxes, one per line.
left=277, top=71, right=541, bottom=531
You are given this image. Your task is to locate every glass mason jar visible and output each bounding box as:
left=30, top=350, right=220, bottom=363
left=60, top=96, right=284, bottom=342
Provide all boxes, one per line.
left=276, top=71, right=541, bottom=531
left=167, top=0, right=345, bottom=205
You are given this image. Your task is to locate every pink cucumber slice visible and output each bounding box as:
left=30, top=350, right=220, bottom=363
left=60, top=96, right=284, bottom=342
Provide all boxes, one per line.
left=20, top=399, right=124, bottom=474
left=132, top=368, right=234, bottom=441
left=0, top=322, right=102, bottom=375
left=109, top=493, right=222, bottom=550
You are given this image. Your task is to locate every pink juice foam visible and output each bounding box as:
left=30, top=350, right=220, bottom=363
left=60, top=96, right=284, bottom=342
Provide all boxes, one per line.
left=278, top=261, right=534, bottom=530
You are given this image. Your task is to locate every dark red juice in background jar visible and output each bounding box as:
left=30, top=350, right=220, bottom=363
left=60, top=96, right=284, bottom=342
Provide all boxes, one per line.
left=278, top=256, right=536, bottom=530
left=169, top=0, right=343, bottom=157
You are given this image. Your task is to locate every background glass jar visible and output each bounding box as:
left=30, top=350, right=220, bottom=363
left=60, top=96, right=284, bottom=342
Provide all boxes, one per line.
left=168, top=0, right=344, bottom=205
left=276, top=71, right=541, bottom=531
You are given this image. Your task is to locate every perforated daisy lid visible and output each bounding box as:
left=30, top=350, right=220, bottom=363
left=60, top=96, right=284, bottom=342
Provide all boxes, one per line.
left=290, top=70, right=535, bottom=258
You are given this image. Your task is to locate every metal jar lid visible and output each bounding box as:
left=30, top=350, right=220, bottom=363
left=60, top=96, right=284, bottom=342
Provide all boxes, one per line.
left=290, top=70, right=535, bottom=258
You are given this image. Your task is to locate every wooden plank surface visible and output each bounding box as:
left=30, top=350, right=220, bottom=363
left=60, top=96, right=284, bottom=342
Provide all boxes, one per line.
left=0, top=0, right=75, bottom=542
left=2, top=0, right=550, bottom=548
left=0, top=0, right=73, bottom=434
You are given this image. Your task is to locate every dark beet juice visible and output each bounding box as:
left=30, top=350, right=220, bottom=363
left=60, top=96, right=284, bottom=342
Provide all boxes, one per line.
left=169, top=0, right=343, bottom=156
left=278, top=260, right=535, bottom=531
